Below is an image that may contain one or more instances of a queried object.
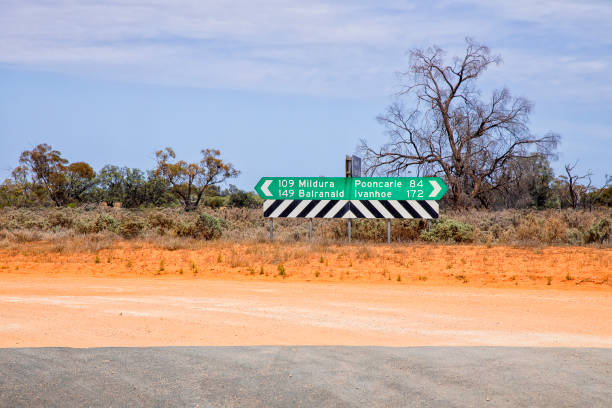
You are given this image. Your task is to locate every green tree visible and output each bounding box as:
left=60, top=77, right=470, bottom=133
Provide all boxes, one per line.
left=97, top=165, right=125, bottom=206
left=18, top=144, right=95, bottom=206
left=143, top=171, right=175, bottom=207
left=224, top=184, right=261, bottom=208
left=155, top=147, right=239, bottom=211
left=122, top=168, right=146, bottom=207
left=527, top=155, right=555, bottom=209
left=19, top=144, right=68, bottom=206
left=96, top=166, right=172, bottom=208
left=64, top=162, right=96, bottom=203
left=0, top=166, right=47, bottom=207
left=591, top=175, right=611, bottom=207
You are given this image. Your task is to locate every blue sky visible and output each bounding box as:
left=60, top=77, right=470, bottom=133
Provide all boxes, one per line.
left=1, top=0, right=611, bottom=189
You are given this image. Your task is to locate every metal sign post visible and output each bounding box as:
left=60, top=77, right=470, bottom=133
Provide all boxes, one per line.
left=346, top=155, right=361, bottom=178
left=348, top=219, right=352, bottom=242
left=309, top=218, right=313, bottom=242
left=387, top=219, right=391, bottom=244
left=269, top=219, right=274, bottom=241
left=352, top=156, right=361, bottom=177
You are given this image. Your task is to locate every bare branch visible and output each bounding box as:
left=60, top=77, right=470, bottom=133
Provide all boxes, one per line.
left=361, top=38, right=559, bottom=208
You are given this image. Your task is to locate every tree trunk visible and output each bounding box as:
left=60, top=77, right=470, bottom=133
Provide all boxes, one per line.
left=184, top=200, right=198, bottom=212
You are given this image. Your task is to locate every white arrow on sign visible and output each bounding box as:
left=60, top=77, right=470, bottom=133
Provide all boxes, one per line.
left=429, top=180, right=441, bottom=197
left=261, top=179, right=273, bottom=197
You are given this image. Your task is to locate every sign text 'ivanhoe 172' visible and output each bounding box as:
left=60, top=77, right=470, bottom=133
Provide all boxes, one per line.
left=254, top=177, right=448, bottom=201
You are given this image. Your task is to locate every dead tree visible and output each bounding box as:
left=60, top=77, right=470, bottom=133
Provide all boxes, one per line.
left=562, top=161, right=593, bottom=209
left=361, top=38, right=559, bottom=208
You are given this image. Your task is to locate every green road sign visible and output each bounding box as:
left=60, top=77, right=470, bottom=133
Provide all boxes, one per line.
left=254, top=177, right=448, bottom=201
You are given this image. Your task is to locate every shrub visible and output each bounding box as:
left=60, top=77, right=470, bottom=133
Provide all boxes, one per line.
left=565, top=228, right=583, bottom=245
left=393, top=219, right=428, bottom=241
left=541, top=216, right=567, bottom=243
left=48, top=209, right=76, bottom=229
left=514, top=213, right=567, bottom=244
left=147, top=210, right=176, bottom=233
left=353, top=220, right=385, bottom=241
left=177, top=213, right=224, bottom=240
left=227, top=191, right=261, bottom=208
left=75, top=217, right=96, bottom=234
left=584, top=218, right=611, bottom=244
left=119, top=216, right=146, bottom=239
left=175, top=220, right=198, bottom=238
left=420, top=218, right=474, bottom=243
left=202, top=196, right=227, bottom=209
left=0, top=207, right=609, bottom=246
left=515, top=214, right=540, bottom=242
left=22, top=213, right=50, bottom=230
left=195, top=212, right=224, bottom=240
left=94, top=214, right=120, bottom=233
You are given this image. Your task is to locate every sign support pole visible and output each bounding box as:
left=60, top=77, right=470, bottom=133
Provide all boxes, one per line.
left=387, top=219, right=391, bottom=244
left=309, top=218, right=313, bottom=242
left=270, top=219, right=274, bottom=241
left=347, top=219, right=351, bottom=243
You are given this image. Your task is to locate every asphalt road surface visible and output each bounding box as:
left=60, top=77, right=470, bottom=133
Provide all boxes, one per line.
left=1, top=346, right=610, bottom=407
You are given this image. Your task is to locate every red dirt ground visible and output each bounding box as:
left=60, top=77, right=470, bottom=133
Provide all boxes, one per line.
left=0, top=243, right=610, bottom=348
left=1, top=242, right=610, bottom=289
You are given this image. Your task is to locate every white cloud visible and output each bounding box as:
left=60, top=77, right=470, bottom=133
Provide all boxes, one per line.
left=0, top=0, right=611, bottom=99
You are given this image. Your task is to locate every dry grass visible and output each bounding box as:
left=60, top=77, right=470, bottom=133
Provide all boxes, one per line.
left=0, top=207, right=610, bottom=249
left=1, top=241, right=610, bottom=290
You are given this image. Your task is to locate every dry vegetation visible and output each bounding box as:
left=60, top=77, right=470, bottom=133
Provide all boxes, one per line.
left=0, top=207, right=610, bottom=250
left=0, top=207, right=610, bottom=289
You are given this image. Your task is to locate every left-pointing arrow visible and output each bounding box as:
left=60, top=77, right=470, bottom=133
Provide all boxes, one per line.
left=261, top=180, right=273, bottom=197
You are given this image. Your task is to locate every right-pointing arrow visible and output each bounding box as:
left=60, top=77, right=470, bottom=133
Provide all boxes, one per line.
left=261, top=179, right=273, bottom=197
left=429, top=180, right=441, bottom=197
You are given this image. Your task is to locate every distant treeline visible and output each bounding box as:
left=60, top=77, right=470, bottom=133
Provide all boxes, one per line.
left=1, top=144, right=260, bottom=211
left=0, top=143, right=610, bottom=211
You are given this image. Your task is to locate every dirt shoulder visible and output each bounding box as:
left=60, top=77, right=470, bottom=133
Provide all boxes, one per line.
left=1, top=242, right=610, bottom=348
left=1, top=242, right=610, bottom=289
left=1, top=275, right=611, bottom=348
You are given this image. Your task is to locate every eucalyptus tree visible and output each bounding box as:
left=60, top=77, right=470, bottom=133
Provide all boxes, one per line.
left=154, top=147, right=239, bottom=211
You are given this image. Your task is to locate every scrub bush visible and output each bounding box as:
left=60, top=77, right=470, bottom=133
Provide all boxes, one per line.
left=75, top=217, right=96, bottom=234
left=48, top=209, right=76, bottom=229
left=118, top=216, right=146, bottom=238
left=202, top=195, right=227, bottom=209
left=227, top=191, right=261, bottom=208
left=584, top=218, right=611, bottom=244
left=94, top=214, right=120, bottom=233
left=420, top=218, right=474, bottom=243
left=0, top=207, right=610, bottom=246
left=147, top=209, right=176, bottom=234
left=195, top=212, right=224, bottom=240
left=565, top=228, right=583, bottom=245
left=175, top=212, right=224, bottom=239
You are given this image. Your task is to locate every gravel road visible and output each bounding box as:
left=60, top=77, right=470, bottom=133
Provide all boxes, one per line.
left=1, top=346, right=611, bottom=407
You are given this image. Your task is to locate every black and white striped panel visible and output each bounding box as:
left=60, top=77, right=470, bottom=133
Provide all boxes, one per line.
left=350, top=200, right=438, bottom=219
left=263, top=200, right=438, bottom=219
left=263, top=200, right=350, bottom=218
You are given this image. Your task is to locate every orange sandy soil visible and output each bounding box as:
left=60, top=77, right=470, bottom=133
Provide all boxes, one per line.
left=1, top=242, right=610, bottom=289
left=0, top=242, right=610, bottom=348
